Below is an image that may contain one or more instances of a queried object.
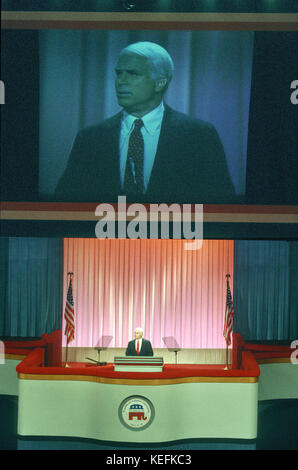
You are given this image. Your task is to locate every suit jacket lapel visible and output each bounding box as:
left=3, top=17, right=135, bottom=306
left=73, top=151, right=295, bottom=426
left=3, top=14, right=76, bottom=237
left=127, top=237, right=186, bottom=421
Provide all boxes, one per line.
left=104, top=112, right=122, bottom=189
left=146, top=105, right=177, bottom=197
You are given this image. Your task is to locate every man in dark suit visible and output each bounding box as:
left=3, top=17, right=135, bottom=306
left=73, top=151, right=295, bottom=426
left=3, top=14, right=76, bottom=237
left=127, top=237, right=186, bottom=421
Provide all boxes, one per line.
left=125, top=327, right=154, bottom=357
left=55, top=41, right=235, bottom=204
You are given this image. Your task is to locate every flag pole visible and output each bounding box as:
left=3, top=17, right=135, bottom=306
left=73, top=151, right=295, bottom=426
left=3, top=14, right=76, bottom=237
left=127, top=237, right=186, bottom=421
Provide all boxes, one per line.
left=65, top=341, right=69, bottom=368
left=224, top=274, right=230, bottom=370
left=64, top=272, right=74, bottom=368
left=224, top=343, right=229, bottom=370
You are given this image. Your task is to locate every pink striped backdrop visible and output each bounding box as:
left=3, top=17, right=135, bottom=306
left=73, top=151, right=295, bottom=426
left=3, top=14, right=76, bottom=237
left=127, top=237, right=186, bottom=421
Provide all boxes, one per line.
left=62, top=239, right=234, bottom=349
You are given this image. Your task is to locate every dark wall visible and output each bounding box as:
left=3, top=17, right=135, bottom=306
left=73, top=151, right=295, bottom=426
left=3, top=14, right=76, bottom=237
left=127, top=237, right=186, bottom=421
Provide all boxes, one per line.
left=1, top=30, right=39, bottom=201
left=246, top=32, right=298, bottom=204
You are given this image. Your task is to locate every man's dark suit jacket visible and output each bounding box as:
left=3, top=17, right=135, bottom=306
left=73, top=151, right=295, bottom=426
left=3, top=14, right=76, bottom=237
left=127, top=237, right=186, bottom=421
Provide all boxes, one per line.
left=55, top=104, right=235, bottom=203
left=125, top=338, right=154, bottom=357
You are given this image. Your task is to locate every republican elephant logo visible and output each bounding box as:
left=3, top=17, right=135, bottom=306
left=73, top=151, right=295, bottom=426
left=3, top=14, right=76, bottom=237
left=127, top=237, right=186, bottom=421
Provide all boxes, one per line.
left=128, top=404, right=148, bottom=421
left=119, top=396, right=154, bottom=431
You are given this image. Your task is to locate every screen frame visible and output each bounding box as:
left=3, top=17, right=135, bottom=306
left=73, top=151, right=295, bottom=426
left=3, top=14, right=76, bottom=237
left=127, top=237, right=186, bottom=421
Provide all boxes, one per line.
left=1, top=11, right=297, bottom=239
left=1, top=11, right=298, bottom=31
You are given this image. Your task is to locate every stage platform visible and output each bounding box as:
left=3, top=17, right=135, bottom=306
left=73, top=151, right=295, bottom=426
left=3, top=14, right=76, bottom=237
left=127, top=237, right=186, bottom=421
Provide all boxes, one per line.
left=1, top=332, right=296, bottom=450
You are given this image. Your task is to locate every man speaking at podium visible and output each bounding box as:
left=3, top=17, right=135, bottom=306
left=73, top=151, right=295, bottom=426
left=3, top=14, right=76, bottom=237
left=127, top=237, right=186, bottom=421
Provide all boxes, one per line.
left=55, top=41, right=235, bottom=204
left=125, top=327, right=154, bottom=356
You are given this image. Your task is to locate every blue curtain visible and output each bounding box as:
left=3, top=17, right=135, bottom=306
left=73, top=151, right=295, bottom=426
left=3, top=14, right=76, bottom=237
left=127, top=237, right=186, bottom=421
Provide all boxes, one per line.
left=0, top=238, right=63, bottom=337
left=234, top=240, right=298, bottom=341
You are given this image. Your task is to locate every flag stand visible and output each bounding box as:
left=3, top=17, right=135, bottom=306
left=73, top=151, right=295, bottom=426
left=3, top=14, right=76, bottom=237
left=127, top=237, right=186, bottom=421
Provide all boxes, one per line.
left=64, top=341, right=70, bottom=368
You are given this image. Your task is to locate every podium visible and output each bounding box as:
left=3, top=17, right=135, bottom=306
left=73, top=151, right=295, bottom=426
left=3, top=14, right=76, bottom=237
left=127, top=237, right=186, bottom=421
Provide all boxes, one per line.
left=114, top=356, right=164, bottom=372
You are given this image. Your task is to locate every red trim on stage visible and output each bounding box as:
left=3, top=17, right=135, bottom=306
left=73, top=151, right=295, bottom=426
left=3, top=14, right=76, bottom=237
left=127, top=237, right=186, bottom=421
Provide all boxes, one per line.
left=5, top=348, right=33, bottom=357
left=243, top=343, right=293, bottom=353
left=16, top=348, right=260, bottom=379
left=232, top=333, right=294, bottom=365
left=3, top=338, right=47, bottom=349
left=6, top=332, right=294, bottom=380
left=3, top=330, right=62, bottom=366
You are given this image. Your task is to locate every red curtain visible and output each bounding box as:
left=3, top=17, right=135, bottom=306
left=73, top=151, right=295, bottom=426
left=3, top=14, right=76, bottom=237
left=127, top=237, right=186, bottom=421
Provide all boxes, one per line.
left=62, top=239, right=233, bottom=348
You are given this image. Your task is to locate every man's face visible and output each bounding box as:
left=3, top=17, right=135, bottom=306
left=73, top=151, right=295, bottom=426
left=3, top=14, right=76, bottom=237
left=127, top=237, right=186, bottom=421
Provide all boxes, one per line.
left=115, top=52, right=161, bottom=117
left=134, top=330, right=143, bottom=340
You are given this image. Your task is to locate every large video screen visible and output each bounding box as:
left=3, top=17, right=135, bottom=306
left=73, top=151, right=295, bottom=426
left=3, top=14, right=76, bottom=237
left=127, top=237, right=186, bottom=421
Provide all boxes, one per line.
left=1, top=28, right=297, bottom=204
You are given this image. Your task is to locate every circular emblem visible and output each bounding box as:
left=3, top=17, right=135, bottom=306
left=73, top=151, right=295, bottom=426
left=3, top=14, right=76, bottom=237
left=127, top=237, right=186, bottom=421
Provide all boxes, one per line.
left=119, top=395, right=155, bottom=431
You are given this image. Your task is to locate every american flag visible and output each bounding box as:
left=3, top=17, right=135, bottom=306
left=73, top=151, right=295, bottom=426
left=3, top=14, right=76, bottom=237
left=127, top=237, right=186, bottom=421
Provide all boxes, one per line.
left=223, top=280, right=234, bottom=346
left=64, top=277, right=75, bottom=344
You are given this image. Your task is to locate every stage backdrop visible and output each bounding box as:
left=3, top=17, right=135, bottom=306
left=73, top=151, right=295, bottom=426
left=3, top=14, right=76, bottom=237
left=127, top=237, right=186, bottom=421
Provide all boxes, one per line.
left=62, top=238, right=234, bottom=349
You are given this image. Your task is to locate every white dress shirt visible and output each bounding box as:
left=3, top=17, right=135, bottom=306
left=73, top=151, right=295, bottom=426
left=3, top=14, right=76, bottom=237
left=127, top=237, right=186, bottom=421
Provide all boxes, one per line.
left=119, top=101, right=165, bottom=192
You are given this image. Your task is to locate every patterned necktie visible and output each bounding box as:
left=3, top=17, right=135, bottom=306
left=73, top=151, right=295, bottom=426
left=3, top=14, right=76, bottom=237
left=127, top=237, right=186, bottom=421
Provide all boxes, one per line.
left=136, top=340, right=140, bottom=355
left=124, top=119, right=144, bottom=196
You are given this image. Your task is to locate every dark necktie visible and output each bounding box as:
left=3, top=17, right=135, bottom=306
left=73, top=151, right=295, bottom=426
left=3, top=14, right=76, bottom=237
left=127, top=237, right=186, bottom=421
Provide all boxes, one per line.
left=124, top=119, right=144, bottom=195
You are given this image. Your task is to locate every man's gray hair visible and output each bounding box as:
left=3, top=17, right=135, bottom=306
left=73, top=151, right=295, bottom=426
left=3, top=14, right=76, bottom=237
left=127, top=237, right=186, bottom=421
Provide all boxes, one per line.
left=135, top=326, right=144, bottom=335
left=120, top=41, right=174, bottom=85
